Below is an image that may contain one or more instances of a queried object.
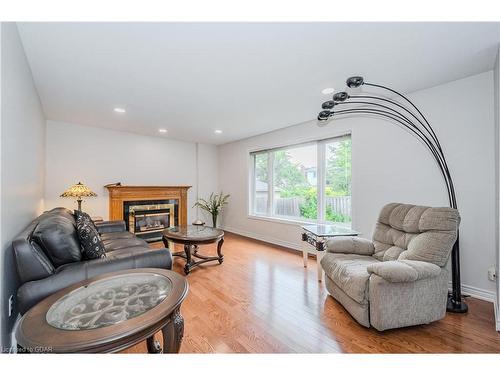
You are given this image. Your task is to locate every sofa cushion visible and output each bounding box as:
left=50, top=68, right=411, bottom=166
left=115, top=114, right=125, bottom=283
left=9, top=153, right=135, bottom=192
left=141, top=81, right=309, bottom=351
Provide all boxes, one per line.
left=99, top=231, right=136, bottom=241
left=75, top=211, right=106, bottom=260
left=103, top=237, right=149, bottom=252
left=320, top=253, right=379, bottom=304
left=95, top=220, right=126, bottom=234
left=31, top=215, right=82, bottom=267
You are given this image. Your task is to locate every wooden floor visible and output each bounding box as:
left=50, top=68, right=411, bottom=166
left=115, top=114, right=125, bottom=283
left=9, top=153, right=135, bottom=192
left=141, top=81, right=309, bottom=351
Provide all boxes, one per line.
left=122, top=232, right=500, bottom=353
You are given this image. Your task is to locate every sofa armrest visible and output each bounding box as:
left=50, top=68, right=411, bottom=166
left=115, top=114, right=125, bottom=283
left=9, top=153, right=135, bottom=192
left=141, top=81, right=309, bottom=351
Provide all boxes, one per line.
left=95, top=220, right=126, bottom=234
left=325, top=237, right=374, bottom=255
left=367, top=260, right=441, bottom=283
left=17, top=247, right=172, bottom=315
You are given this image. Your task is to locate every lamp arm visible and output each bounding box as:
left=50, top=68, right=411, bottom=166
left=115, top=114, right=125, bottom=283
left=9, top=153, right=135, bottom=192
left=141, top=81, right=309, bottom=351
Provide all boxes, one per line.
left=335, top=98, right=456, bottom=208
left=334, top=101, right=453, bottom=200
left=348, top=94, right=440, bottom=147
left=364, top=82, right=443, bottom=153
left=364, top=82, right=457, bottom=204
left=332, top=108, right=454, bottom=207
left=336, top=100, right=431, bottom=137
left=333, top=105, right=438, bottom=158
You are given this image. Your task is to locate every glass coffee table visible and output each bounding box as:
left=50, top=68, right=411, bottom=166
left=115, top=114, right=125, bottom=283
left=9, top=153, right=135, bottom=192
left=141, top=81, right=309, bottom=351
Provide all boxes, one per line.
left=301, top=224, right=359, bottom=282
left=16, top=268, right=188, bottom=353
left=163, top=225, right=224, bottom=275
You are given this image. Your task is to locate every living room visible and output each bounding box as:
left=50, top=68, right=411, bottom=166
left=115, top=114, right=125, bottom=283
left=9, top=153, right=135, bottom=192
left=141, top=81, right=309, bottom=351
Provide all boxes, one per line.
left=2, top=0, right=500, bottom=371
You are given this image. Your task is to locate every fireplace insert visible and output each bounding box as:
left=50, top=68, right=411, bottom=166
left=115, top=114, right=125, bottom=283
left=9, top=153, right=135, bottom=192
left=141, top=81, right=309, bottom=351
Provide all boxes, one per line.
left=123, top=199, right=179, bottom=242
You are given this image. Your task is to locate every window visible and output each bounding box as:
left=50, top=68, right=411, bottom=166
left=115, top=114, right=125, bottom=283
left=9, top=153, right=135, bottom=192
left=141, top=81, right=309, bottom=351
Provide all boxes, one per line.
left=253, top=153, right=268, bottom=215
left=250, top=135, right=351, bottom=226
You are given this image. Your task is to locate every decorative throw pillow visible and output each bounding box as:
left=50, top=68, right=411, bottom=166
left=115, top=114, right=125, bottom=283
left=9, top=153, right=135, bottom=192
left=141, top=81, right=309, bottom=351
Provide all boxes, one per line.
left=74, top=210, right=106, bottom=260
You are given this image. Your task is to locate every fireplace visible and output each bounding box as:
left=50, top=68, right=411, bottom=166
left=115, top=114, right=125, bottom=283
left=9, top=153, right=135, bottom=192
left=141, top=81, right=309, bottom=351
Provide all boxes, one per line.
left=106, top=185, right=190, bottom=242
left=123, top=199, right=179, bottom=242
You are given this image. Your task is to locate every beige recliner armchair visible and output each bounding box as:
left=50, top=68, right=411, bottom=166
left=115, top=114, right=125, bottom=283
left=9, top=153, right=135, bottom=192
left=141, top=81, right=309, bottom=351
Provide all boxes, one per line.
left=321, top=202, right=460, bottom=331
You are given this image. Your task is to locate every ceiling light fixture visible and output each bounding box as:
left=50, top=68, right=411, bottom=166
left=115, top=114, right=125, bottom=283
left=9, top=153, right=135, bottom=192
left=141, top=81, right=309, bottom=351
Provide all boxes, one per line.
left=158, top=129, right=167, bottom=133
left=113, top=107, right=126, bottom=113
left=214, top=130, right=223, bottom=134
left=321, top=88, right=335, bottom=95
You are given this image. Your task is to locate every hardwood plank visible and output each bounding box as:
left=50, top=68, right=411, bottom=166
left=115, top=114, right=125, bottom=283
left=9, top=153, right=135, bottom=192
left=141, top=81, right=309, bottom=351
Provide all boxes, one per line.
left=122, top=232, right=500, bottom=353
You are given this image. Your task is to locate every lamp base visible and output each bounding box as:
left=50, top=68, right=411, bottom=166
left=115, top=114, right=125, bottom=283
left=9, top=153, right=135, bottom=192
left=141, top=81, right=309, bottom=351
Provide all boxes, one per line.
left=446, top=295, right=468, bottom=313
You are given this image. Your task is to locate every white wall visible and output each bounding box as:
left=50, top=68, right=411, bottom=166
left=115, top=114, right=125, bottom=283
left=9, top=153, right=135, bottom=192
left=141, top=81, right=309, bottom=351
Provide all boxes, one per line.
left=196, top=143, right=220, bottom=223
left=0, top=23, right=46, bottom=349
left=45, top=121, right=219, bottom=225
left=219, top=71, right=497, bottom=300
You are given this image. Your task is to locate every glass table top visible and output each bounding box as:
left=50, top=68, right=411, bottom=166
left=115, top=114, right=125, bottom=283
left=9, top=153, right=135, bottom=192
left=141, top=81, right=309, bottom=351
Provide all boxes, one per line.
left=163, top=225, right=224, bottom=240
left=302, top=224, right=359, bottom=237
left=46, top=273, right=172, bottom=331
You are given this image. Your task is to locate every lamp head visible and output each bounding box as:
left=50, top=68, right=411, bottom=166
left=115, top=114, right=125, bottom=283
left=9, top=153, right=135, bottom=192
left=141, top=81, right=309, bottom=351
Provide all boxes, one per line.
left=346, top=76, right=364, bottom=88
left=333, top=92, right=349, bottom=102
left=321, top=100, right=335, bottom=109
left=60, top=182, right=97, bottom=198
left=317, top=110, right=332, bottom=121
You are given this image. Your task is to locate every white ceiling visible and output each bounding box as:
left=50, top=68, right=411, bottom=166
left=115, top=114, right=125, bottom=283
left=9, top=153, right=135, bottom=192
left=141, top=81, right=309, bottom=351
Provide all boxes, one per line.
left=17, top=22, right=500, bottom=145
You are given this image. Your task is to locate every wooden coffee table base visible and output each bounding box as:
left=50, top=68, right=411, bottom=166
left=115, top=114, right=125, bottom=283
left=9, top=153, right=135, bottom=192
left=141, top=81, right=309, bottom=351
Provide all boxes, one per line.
left=146, top=308, right=184, bottom=354
left=169, top=240, right=224, bottom=275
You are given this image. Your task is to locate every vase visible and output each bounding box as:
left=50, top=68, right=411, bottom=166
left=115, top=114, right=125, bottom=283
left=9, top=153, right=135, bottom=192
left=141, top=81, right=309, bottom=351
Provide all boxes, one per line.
left=211, top=213, right=218, bottom=228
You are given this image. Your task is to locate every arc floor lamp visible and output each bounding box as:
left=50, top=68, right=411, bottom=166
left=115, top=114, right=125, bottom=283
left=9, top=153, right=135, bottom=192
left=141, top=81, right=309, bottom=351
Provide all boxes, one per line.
left=317, top=76, right=467, bottom=313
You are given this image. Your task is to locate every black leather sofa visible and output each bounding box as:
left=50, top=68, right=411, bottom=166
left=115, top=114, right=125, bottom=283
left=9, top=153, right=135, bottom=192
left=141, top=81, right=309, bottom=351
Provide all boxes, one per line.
left=12, top=207, right=172, bottom=315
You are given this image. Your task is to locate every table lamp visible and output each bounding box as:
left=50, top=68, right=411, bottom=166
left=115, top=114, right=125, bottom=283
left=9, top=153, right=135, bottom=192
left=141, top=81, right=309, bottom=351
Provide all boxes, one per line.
left=60, top=182, right=97, bottom=211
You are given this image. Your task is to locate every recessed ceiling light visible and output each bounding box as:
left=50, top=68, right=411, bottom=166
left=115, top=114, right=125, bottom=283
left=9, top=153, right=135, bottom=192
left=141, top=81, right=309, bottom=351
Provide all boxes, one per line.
left=158, top=129, right=167, bottom=133
left=214, top=130, right=223, bottom=134
left=321, top=88, right=335, bottom=95
left=114, top=107, right=126, bottom=113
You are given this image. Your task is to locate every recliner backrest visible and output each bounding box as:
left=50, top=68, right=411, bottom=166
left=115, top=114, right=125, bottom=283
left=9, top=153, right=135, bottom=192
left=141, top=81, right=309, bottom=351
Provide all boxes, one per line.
left=372, top=203, right=460, bottom=267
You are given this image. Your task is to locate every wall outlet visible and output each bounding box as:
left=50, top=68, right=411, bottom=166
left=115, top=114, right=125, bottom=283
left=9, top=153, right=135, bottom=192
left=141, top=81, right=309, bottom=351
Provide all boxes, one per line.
left=8, top=295, right=14, bottom=317
left=488, top=267, right=497, bottom=282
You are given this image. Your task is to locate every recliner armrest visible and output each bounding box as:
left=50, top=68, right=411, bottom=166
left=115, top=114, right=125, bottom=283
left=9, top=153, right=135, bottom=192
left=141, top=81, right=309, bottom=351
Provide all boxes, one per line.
left=95, top=220, right=126, bottom=234
left=367, top=260, right=441, bottom=283
left=325, top=237, right=375, bottom=255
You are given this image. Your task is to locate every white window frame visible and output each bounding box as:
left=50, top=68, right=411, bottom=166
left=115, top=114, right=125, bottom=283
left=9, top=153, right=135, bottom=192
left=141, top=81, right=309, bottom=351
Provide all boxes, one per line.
left=248, top=133, right=351, bottom=226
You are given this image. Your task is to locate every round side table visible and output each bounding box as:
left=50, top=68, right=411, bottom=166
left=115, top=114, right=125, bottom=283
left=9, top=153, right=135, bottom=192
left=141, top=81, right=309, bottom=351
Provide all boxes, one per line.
left=163, top=225, right=224, bottom=275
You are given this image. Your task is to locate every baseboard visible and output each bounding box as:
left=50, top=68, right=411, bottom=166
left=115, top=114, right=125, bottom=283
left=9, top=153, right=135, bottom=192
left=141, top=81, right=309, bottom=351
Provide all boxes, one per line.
left=222, top=225, right=303, bottom=253
left=447, top=282, right=496, bottom=303
left=494, top=300, right=500, bottom=331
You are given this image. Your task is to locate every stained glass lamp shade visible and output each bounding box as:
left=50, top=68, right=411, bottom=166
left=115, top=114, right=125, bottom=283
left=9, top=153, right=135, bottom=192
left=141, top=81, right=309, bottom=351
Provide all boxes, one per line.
left=60, top=182, right=97, bottom=211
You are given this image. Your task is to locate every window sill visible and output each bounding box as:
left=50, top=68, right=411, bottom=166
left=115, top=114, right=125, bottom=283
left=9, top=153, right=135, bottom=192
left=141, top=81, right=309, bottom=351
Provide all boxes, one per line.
left=247, top=214, right=316, bottom=227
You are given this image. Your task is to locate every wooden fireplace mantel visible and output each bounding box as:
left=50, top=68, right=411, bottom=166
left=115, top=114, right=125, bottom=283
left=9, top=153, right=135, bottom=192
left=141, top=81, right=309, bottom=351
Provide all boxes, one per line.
left=106, top=185, right=191, bottom=225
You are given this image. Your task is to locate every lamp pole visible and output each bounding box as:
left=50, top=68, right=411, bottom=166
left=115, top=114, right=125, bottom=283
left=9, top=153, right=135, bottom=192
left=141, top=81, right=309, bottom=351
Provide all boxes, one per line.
left=318, top=76, right=467, bottom=313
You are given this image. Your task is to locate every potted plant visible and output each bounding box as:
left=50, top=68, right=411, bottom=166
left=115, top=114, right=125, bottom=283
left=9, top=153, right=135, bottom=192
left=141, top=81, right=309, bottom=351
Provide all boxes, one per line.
left=194, top=192, right=230, bottom=228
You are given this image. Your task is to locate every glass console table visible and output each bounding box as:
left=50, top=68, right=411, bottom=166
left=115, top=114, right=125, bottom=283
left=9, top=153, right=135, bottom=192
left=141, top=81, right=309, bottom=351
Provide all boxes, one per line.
left=301, top=224, right=359, bottom=282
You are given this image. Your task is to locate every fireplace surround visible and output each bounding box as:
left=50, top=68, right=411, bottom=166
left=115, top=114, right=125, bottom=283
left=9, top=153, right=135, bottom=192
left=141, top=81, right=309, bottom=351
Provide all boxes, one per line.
left=106, top=185, right=190, bottom=242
